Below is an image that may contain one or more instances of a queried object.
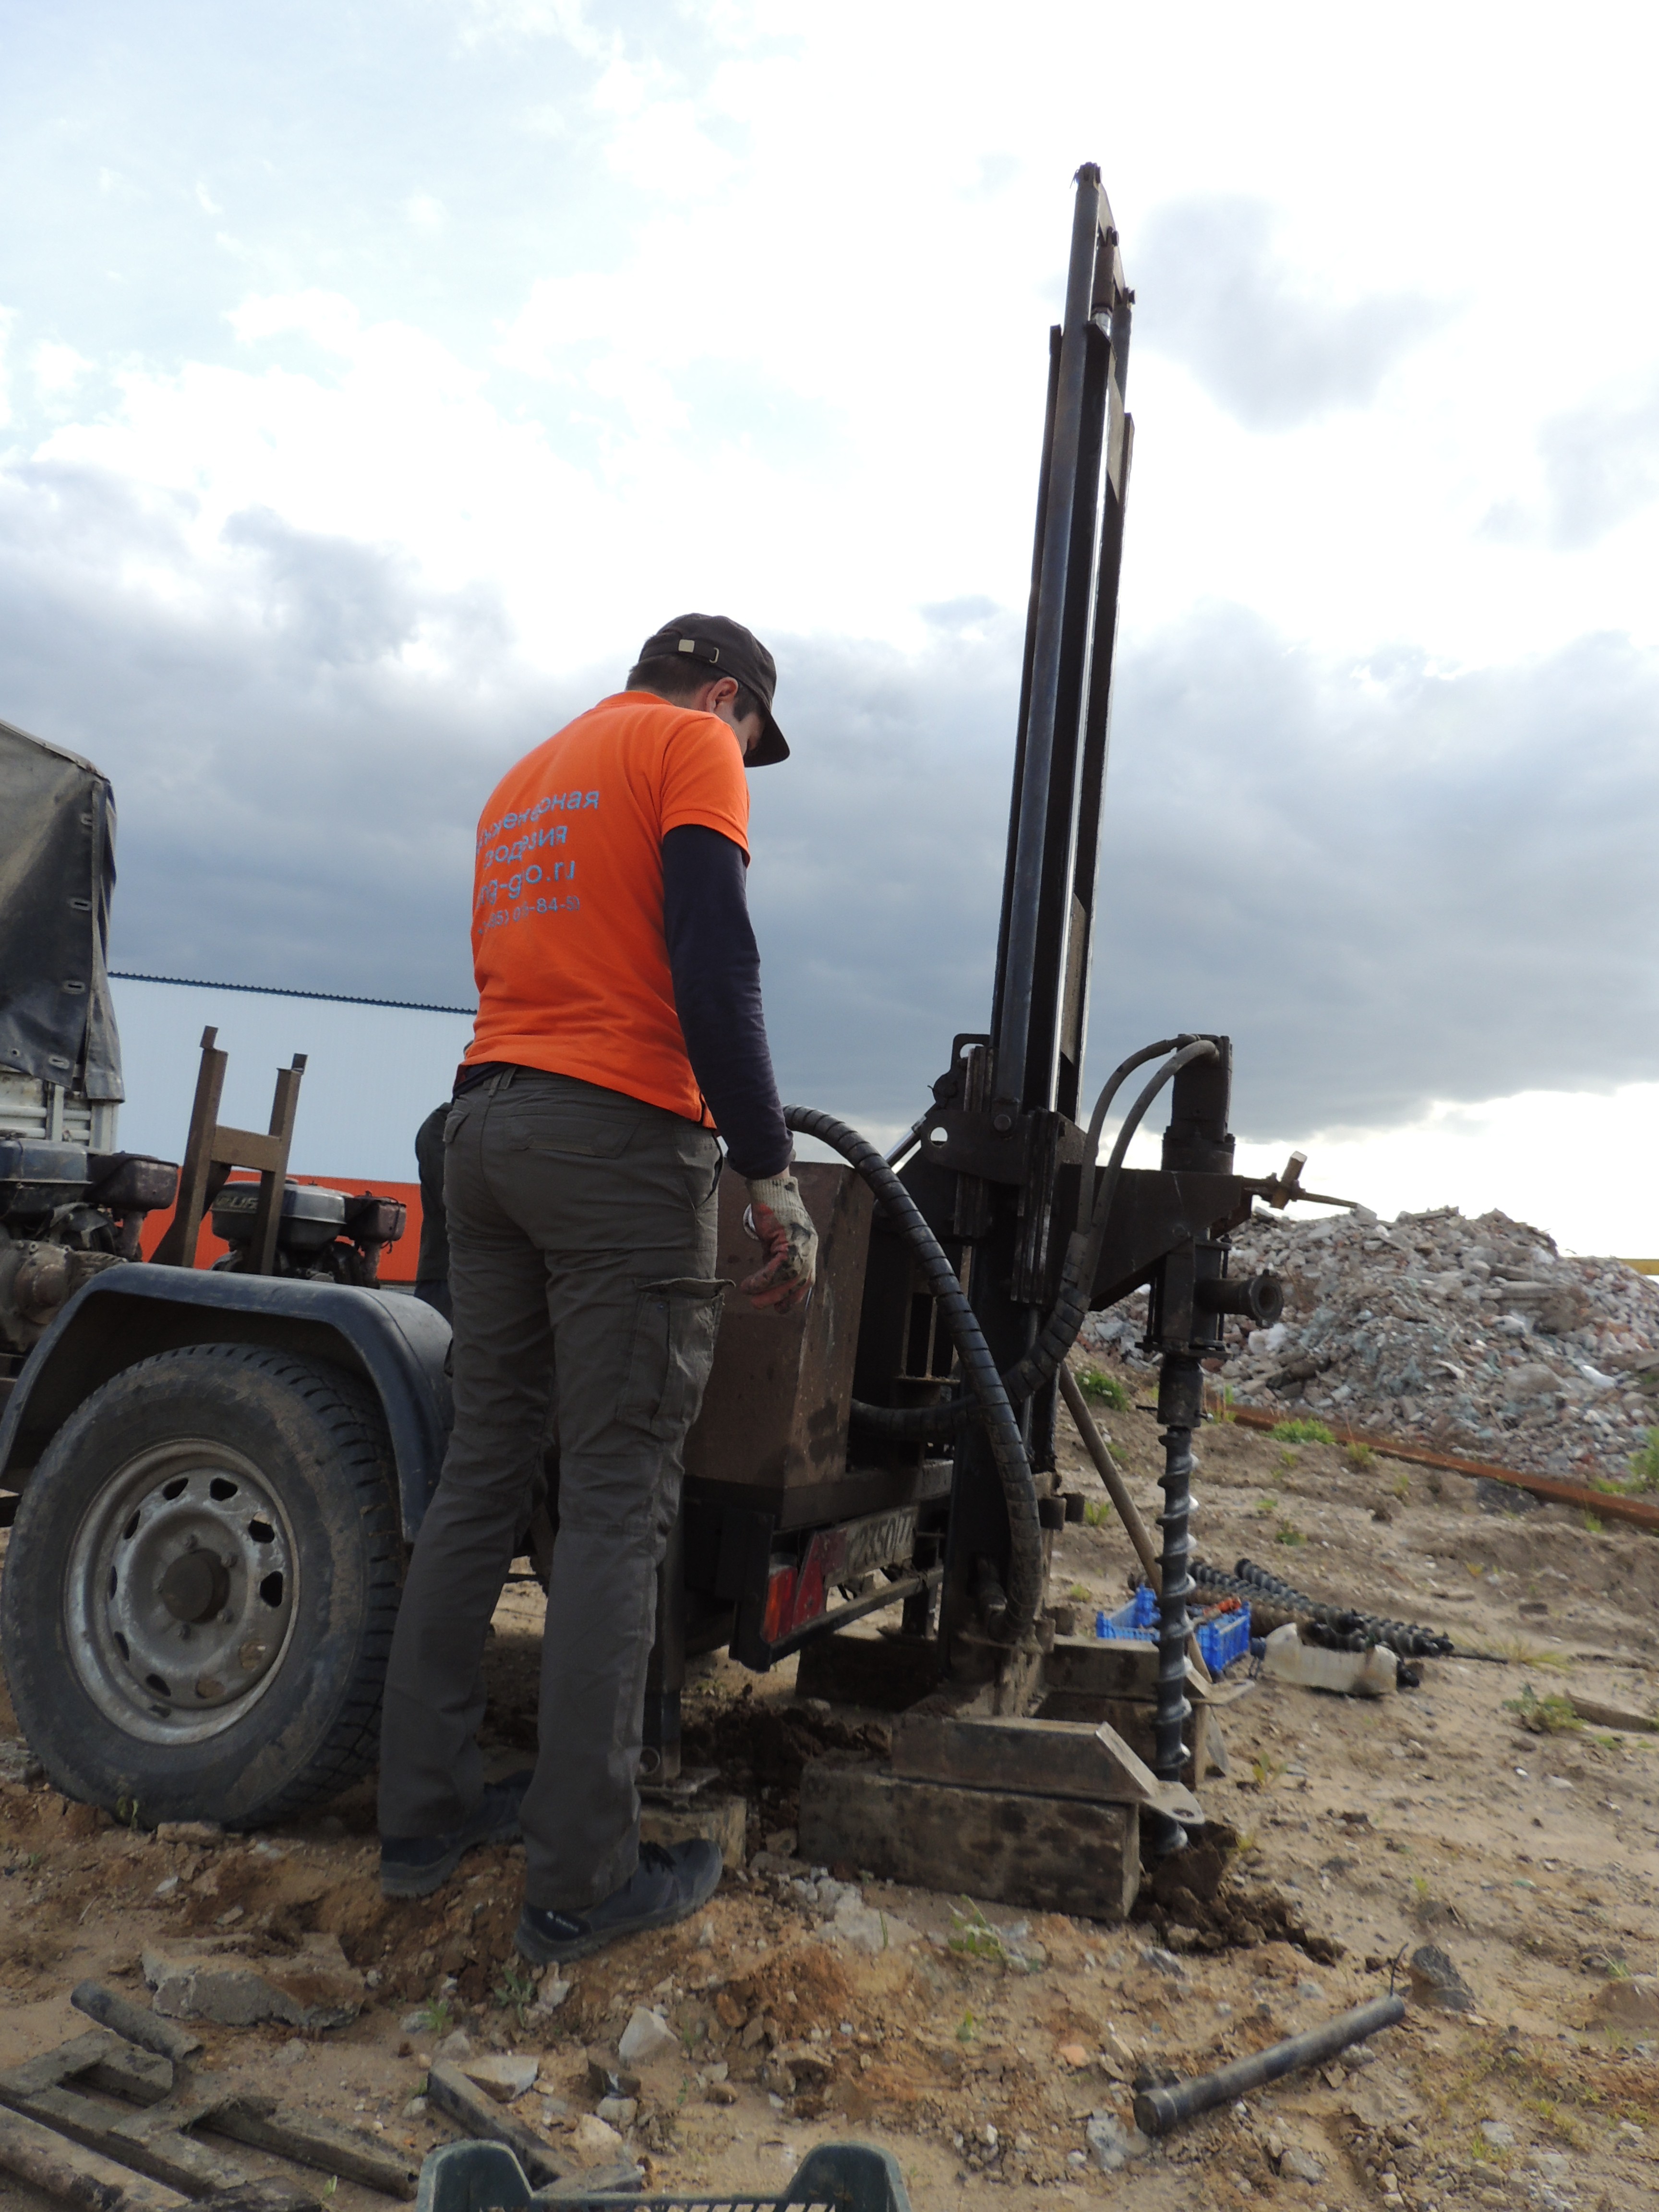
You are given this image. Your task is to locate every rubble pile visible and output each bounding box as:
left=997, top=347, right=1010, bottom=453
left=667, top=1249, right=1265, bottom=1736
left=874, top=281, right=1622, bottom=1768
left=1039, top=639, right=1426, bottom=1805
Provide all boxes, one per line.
left=1084, top=1205, right=1659, bottom=1482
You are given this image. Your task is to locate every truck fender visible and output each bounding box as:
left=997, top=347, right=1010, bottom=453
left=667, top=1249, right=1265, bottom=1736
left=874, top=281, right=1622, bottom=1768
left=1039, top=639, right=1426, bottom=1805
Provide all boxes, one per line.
left=0, top=1263, right=453, bottom=1541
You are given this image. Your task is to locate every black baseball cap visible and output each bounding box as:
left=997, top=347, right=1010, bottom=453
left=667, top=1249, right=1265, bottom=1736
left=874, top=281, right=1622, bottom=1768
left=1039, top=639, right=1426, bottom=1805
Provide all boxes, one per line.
left=636, top=613, right=789, bottom=765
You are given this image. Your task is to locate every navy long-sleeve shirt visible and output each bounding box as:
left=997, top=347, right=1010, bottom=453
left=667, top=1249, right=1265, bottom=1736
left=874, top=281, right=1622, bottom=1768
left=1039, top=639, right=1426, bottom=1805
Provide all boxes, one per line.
left=660, top=824, right=791, bottom=1180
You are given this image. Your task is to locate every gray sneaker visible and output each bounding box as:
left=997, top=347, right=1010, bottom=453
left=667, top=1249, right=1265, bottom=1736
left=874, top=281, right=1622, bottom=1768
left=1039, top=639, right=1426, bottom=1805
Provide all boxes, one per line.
left=516, top=1839, right=723, bottom=1963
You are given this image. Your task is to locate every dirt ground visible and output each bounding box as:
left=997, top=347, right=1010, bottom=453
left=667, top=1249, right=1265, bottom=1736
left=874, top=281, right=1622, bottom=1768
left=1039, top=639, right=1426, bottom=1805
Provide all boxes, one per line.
left=2, top=1351, right=1658, bottom=2212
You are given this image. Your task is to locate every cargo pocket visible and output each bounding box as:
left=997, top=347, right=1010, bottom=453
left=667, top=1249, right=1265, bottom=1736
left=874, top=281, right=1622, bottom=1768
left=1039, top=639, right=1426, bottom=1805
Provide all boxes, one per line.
left=617, top=1278, right=731, bottom=1442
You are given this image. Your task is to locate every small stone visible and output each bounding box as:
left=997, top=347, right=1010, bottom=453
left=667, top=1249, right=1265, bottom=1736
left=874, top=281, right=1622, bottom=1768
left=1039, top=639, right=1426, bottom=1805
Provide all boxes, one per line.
left=154, top=1820, right=224, bottom=1845
left=1057, top=2042, right=1090, bottom=2068
left=571, top=2114, right=624, bottom=2162
left=764, top=1828, right=798, bottom=1856
left=595, top=2095, right=637, bottom=2128
left=273, top=2038, right=308, bottom=2068
left=400, top=2009, right=433, bottom=2034
left=153, top=1875, right=179, bottom=1897
left=1141, top=1946, right=1188, bottom=1980
left=706, top=2081, right=738, bottom=2106
left=1590, top=1975, right=1659, bottom=2030
left=433, top=2029, right=475, bottom=2061
left=587, top=2052, right=642, bottom=2100
left=460, top=2053, right=540, bottom=2102
left=535, top=1968, right=572, bottom=2012
left=618, top=2006, right=677, bottom=2065
left=1281, top=2147, right=1325, bottom=2182
left=1099, top=2032, right=1136, bottom=2079
left=1478, top=2119, right=1515, bottom=2150
left=1294, top=1980, right=1324, bottom=2002
left=402, top=2096, right=428, bottom=2119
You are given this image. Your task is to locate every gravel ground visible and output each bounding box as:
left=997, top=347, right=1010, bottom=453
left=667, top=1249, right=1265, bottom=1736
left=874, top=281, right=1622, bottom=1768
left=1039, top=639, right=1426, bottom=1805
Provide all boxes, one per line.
left=1, top=1358, right=1658, bottom=2211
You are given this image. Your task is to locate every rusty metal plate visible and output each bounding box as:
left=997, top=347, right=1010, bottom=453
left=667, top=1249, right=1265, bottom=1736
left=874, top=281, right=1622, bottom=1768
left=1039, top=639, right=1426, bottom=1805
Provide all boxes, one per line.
left=684, top=1164, right=873, bottom=1503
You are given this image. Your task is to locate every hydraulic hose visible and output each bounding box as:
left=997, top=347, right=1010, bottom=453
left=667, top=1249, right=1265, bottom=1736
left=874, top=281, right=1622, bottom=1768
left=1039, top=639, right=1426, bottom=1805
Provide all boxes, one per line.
left=782, top=1104, right=1045, bottom=1643
left=850, top=1037, right=1220, bottom=1442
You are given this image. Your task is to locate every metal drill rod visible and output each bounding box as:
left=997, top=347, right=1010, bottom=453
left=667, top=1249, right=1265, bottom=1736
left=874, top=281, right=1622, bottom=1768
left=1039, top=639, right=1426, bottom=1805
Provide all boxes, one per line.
left=1150, top=1352, right=1201, bottom=1853
left=1133, top=1994, right=1406, bottom=2136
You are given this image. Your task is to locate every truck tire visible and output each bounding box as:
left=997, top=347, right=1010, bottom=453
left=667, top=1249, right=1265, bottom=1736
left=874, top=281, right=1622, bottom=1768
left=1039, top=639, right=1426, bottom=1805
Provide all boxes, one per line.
left=0, top=1342, right=402, bottom=1828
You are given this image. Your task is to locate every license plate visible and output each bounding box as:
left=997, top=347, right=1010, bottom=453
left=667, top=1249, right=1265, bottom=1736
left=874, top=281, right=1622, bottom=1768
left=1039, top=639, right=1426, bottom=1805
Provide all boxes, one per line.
left=840, top=1505, right=918, bottom=1580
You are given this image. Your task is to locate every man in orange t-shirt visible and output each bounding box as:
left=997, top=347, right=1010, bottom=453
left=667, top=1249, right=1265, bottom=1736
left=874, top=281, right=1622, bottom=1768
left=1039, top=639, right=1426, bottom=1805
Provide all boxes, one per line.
left=378, top=616, right=816, bottom=1963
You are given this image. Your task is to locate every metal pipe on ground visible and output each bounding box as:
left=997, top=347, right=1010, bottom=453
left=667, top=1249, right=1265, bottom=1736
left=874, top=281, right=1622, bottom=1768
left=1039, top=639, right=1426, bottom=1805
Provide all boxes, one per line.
left=1223, top=1407, right=1659, bottom=1534
left=1133, top=1993, right=1407, bottom=2136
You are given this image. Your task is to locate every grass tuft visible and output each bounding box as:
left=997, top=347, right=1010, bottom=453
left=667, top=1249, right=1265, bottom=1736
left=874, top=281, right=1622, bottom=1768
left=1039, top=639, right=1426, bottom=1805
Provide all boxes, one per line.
left=1077, top=1369, right=1130, bottom=1411
left=1271, top=1418, right=1336, bottom=1445
left=1506, top=1683, right=1581, bottom=1734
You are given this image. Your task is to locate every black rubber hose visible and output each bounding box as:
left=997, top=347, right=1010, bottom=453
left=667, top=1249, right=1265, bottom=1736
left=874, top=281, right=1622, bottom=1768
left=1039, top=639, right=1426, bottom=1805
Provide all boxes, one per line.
left=782, top=1105, right=1045, bottom=1643
left=851, top=1038, right=1220, bottom=1441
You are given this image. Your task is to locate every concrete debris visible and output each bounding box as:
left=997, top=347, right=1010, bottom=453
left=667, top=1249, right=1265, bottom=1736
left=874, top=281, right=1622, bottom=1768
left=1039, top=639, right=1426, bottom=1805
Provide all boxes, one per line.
left=1087, top=1204, right=1659, bottom=1483
left=433, top=2030, right=475, bottom=2062
left=1279, top=2144, right=1325, bottom=2182
left=458, top=2054, right=539, bottom=2103
left=1405, top=1944, right=1476, bottom=2013
left=1084, top=2111, right=1148, bottom=2171
left=535, top=1970, right=573, bottom=2012
left=570, top=2115, right=624, bottom=2163
left=1589, top=1974, right=1659, bottom=2031
left=142, top=1933, right=364, bottom=2030
left=1478, top=2117, right=1516, bottom=2149
left=593, top=2096, right=637, bottom=2129
left=616, top=2007, right=677, bottom=2066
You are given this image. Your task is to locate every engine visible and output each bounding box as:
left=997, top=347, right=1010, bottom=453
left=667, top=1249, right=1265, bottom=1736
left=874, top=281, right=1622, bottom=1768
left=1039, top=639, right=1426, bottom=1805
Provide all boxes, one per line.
left=208, top=1181, right=407, bottom=1287
left=0, top=1139, right=178, bottom=1355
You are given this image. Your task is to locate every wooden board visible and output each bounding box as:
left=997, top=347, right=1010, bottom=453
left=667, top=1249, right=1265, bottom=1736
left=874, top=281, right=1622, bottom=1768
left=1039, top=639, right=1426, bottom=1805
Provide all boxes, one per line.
left=0, top=2104, right=189, bottom=2212
left=797, top=1761, right=1140, bottom=1921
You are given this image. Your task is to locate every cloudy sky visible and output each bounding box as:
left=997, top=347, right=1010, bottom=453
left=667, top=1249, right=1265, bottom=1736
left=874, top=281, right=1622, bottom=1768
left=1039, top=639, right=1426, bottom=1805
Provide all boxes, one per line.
left=5, top=1, right=1659, bottom=1249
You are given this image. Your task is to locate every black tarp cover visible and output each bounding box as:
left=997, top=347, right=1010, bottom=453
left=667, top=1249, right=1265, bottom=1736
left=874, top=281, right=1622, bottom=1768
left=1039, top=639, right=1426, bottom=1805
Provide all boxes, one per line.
left=0, top=717, right=123, bottom=1100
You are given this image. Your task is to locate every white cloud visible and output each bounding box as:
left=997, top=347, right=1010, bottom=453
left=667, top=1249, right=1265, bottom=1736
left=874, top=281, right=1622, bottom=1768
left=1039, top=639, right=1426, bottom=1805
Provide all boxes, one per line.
left=34, top=341, right=93, bottom=395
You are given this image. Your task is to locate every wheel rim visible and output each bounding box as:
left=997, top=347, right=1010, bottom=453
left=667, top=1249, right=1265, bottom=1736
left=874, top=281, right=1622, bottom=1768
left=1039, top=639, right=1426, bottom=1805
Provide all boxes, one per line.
left=65, top=1439, right=300, bottom=1745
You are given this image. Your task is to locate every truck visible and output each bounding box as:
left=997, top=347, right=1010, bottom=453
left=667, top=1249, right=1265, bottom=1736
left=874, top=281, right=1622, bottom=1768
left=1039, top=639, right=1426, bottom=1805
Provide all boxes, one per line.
left=0, top=170, right=1298, bottom=1885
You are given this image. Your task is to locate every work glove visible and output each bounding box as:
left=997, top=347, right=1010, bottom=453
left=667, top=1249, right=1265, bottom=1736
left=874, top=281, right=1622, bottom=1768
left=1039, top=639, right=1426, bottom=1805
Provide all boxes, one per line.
left=740, top=1172, right=818, bottom=1315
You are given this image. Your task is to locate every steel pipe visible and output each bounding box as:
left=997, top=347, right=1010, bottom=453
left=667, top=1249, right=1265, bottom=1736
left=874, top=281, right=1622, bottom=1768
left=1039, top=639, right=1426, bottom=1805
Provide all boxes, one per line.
left=1133, top=1994, right=1406, bottom=2136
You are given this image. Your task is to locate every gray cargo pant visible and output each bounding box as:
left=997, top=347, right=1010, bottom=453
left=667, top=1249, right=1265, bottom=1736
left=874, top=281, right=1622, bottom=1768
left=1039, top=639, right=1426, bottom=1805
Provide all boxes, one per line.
left=377, top=1068, right=723, bottom=1909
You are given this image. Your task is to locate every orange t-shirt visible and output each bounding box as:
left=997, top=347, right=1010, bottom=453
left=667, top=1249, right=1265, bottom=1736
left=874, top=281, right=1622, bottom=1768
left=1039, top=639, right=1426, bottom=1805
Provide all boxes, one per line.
left=466, top=692, right=750, bottom=1123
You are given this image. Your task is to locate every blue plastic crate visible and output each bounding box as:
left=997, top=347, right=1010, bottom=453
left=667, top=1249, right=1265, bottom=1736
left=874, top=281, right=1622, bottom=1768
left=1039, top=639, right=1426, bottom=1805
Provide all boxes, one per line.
left=1094, top=1584, right=1250, bottom=1671
left=1195, top=1604, right=1251, bottom=1671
